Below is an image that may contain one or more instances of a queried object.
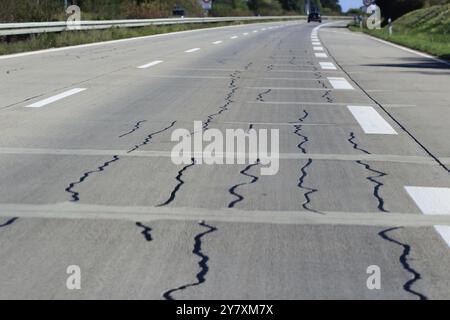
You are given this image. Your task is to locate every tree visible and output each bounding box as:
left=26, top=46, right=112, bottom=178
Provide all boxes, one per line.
left=248, top=0, right=284, bottom=15
left=279, top=0, right=306, bottom=13
left=320, top=0, right=341, bottom=13
left=211, top=0, right=252, bottom=16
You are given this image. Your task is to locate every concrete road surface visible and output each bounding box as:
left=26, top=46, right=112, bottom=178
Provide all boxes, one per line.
left=0, top=20, right=449, bottom=299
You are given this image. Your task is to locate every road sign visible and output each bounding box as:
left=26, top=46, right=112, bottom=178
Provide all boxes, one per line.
left=200, top=0, right=212, bottom=10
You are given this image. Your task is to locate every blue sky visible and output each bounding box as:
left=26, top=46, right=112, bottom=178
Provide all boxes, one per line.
left=339, top=0, right=363, bottom=12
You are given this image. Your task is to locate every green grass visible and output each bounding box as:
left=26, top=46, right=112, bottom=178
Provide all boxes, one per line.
left=0, top=20, right=278, bottom=56
left=349, top=4, right=450, bottom=60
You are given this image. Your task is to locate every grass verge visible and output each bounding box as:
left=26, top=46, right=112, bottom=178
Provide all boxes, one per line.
left=0, top=20, right=284, bottom=56
left=348, top=4, right=450, bottom=61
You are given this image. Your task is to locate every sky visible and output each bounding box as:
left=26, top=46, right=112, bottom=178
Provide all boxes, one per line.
left=339, top=0, right=364, bottom=12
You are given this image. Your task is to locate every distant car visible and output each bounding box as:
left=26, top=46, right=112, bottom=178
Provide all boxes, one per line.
left=308, top=12, right=322, bottom=23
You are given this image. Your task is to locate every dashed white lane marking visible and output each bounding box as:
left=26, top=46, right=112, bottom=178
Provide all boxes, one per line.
left=328, top=77, right=354, bottom=90
left=347, top=106, right=397, bottom=134
left=230, top=36, right=238, bottom=39
left=405, top=186, right=450, bottom=248
left=435, top=226, right=450, bottom=247
left=312, top=42, right=321, bottom=46
left=314, top=46, right=324, bottom=51
left=320, top=62, right=337, bottom=70
left=253, top=30, right=258, bottom=33
left=212, top=40, right=223, bottom=44
left=262, top=28, right=266, bottom=31
left=405, top=187, right=450, bottom=215
left=25, top=88, right=86, bottom=108
left=137, top=60, right=163, bottom=69
left=185, top=48, right=200, bottom=53
left=315, top=52, right=327, bottom=58
left=243, top=32, right=249, bottom=35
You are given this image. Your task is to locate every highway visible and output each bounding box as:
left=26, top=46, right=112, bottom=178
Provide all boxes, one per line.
left=0, top=20, right=449, bottom=299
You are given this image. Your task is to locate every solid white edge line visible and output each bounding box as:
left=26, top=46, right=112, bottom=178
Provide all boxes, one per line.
left=24, top=88, right=87, bottom=108
left=347, top=105, right=397, bottom=134
left=137, top=60, right=163, bottom=69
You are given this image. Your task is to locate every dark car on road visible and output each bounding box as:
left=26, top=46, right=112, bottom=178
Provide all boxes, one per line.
left=308, top=12, right=322, bottom=23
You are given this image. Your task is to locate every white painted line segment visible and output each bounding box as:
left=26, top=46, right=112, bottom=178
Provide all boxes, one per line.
left=328, top=77, right=354, bottom=90
left=405, top=186, right=450, bottom=248
left=319, top=62, right=337, bottom=70
left=315, top=52, right=327, bottom=58
left=212, top=41, right=223, bottom=44
left=25, top=88, right=87, bottom=108
left=347, top=106, right=397, bottom=134
left=314, top=46, right=324, bottom=51
left=185, top=48, right=200, bottom=53
left=405, top=187, right=450, bottom=215
left=312, top=42, right=321, bottom=46
left=137, top=60, right=163, bottom=69
left=230, top=36, right=238, bottom=39
left=435, top=226, right=450, bottom=247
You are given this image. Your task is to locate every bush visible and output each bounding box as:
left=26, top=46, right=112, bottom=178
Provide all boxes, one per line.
left=0, top=0, right=205, bottom=22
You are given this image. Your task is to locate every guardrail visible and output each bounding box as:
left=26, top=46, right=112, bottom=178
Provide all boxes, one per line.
left=0, top=16, right=350, bottom=36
